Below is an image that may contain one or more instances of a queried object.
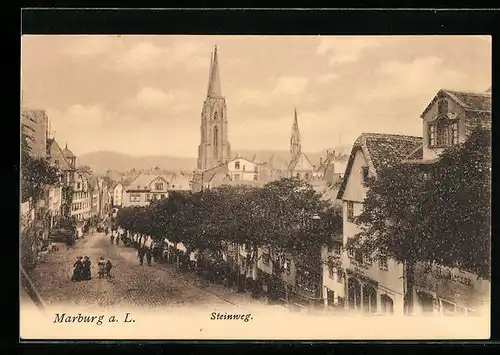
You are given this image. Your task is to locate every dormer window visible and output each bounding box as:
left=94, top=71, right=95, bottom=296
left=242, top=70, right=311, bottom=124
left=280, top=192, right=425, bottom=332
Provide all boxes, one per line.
left=155, top=183, right=164, bottom=190
left=362, top=167, right=369, bottom=185
left=436, top=117, right=449, bottom=147
left=235, top=161, right=240, bottom=170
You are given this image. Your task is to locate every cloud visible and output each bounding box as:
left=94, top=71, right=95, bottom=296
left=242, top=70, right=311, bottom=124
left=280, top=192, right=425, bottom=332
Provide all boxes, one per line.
left=130, top=87, right=192, bottom=112
left=359, top=56, right=468, bottom=103
left=315, top=73, right=339, bottom=84
left=316, top=37, right=384, bottom=65
left=235, top=76, right=309, bottom=107
left=62, top=36, right=123, bottom=60
left=113, top=41, right=209, bottom=72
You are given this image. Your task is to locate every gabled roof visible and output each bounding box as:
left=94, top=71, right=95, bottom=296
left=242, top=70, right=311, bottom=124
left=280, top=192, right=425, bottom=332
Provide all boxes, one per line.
left=228, top=155, right=257, bottom=166
left=421, top=89, right=492, bottom=118
left=337, top=133, right=423, bottom=200
left=126, top=173, right=169, bottom=190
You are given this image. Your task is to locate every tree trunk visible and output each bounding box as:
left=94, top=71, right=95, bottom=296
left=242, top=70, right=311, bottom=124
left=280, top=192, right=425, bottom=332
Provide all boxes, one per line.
left=404, top=260, right=416, bottom=315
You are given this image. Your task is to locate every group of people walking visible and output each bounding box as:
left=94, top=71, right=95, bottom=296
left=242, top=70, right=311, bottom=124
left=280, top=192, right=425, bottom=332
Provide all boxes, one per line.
left=106, top=227, right=123, bottom=246
left=138, top=246, right=154, bottom=266
left=72, top=256, right=113, bottom=281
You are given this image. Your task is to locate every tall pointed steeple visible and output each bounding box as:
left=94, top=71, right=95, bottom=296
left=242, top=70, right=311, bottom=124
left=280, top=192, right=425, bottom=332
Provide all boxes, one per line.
left=290, top=108, right=302, bottom=158
left=207, top=45, right=222, bottom=98
left=197, top=45, right=231, bottom=171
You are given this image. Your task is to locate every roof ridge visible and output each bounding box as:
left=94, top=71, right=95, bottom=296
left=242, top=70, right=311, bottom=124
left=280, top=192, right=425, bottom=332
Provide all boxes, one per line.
left=443, top=88, right=492, bottom=97
left=359, top=132, right=423, bottom=140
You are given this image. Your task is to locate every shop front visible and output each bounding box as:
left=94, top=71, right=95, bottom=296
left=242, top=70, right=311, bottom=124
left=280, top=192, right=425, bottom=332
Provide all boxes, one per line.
left=345, top=269, right=401, bottom=315
left=414, top=263, right=490, bottom=316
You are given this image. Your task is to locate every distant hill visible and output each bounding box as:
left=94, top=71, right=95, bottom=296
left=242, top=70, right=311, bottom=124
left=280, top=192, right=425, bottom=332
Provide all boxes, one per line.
left=78, top=145, right=352, bottom=175
left=77, top=151, right=197, bottom=175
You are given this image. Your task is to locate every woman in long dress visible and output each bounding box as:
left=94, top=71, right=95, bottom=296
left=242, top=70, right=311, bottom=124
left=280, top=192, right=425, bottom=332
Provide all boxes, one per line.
left=82, top=256, right=92, bottom=280
left=71, top=256, right=83, bottom=282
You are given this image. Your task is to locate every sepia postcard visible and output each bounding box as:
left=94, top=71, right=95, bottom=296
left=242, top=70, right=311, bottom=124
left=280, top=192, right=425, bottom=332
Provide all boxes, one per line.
left=20, top=34, right=491, bottom=340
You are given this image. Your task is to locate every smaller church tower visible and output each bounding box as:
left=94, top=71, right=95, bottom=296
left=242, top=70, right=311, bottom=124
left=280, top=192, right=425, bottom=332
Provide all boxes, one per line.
left=290, top=107, right=302, bottom=159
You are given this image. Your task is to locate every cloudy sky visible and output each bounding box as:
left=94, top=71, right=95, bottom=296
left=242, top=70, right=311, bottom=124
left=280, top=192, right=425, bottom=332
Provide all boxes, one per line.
left=21, top=35, right=491, bottom=158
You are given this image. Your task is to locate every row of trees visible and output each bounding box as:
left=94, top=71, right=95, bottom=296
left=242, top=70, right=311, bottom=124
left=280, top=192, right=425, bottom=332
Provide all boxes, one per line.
left=117, top=178, right=343, bottom=273
left=351, top=127, right=491, bottom=312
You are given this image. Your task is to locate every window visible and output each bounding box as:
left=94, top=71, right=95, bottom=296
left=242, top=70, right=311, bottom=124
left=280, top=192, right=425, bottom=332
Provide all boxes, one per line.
left=77, top=182, right=81, bottom=190
left=213, top=126, right=219, bottom=152
left=155, top=183, right=164, bottom=190
left=130, top=194, right=140, bottom=202
left=262, top=248, right=270, bottom=265
left=234, top=174, right=241, bottom=181
left=326, top=289, right=335, bottom=305
left=332, top=244, right=341, bottom=255
left=362, top=167, right=369, bottom=185
left=328, top=265, right=335, bottom=278
left=347, top=201, right=354, bottom=222
left=161, top=194, right=166, bottom=199
left=364, top=253, right=373, bottom=265
left=284, top=258, right=291, bottom=275
left=145, top=194, right=150, bottom=201
left=436, top=118, right=449, bottom=146
left=428, top=124, right=436, bottom=146
left=254, top=166, right=258, bottom=173
left=440, top=299, right=456, bottom=315
left=348, top=248, right=355, bottom=259
left=437, top=99, right=448, bottom=116
left=253, top=175, right=258, bottom=181
left=451, top=122, right=459, bottom=145
left=305, top=173, right=309, bottom=180
left=235, top=161, right=240, bottom=170
left=354, top=250, right=363, bottom=264
left=378, top=254, right=388, bottom=270
left=337, top=269, right=343, bottom=283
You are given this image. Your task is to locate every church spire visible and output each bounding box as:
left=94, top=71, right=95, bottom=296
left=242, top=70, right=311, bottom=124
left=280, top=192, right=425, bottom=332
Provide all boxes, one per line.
left=207, top=45, right=222, bottom=98
left=290, top=108, right=302, bottom=157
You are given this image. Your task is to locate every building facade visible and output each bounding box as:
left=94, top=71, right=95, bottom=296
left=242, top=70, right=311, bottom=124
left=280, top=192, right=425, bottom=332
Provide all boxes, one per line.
left=112, top=182, right=123, bottom=207
left=197, top=45, right=232, bottom=171
left=21, top=108, right=49, bottom=159
left=334, top=133, right=423, bottom=315
left=122, top=174, right=170, bottom=207
left=407, top=88, right=492, bottom=315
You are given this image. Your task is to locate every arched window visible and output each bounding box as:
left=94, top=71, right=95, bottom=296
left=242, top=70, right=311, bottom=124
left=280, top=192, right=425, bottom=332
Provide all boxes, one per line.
left=436, top=117, right=449, bottom=146
left=213, top=126, right=219, bottom=152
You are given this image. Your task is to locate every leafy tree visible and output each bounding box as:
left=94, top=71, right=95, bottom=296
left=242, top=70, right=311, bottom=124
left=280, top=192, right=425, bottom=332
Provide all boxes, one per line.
left=21, top=132, right=61, bottom=202
left=351, top=127, right=491, bottom=313
left=426, top=127, right=491, bottom=280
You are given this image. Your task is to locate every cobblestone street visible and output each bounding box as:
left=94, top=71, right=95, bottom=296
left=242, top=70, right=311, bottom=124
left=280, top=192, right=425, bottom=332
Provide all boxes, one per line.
left=24, top=232, right=264, bottom=310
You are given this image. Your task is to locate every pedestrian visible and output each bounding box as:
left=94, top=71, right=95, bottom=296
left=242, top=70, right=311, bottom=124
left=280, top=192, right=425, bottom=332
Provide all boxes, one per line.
left=71, top=256, right=83, bottom=282
left=105, top=227, right=109, bottom=236
left=82, top=256, right=92, bottom=281
left=110, top=233, right=115, bottom=245
left=146, top=248, right=152, bottom=266
left=98, top=257, right=106, bottom=278
left=105, top=259, right=113, bottom=278
left=139, top=247, right=145, bottom=266
left=116, top=233, right=120, bottom=246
